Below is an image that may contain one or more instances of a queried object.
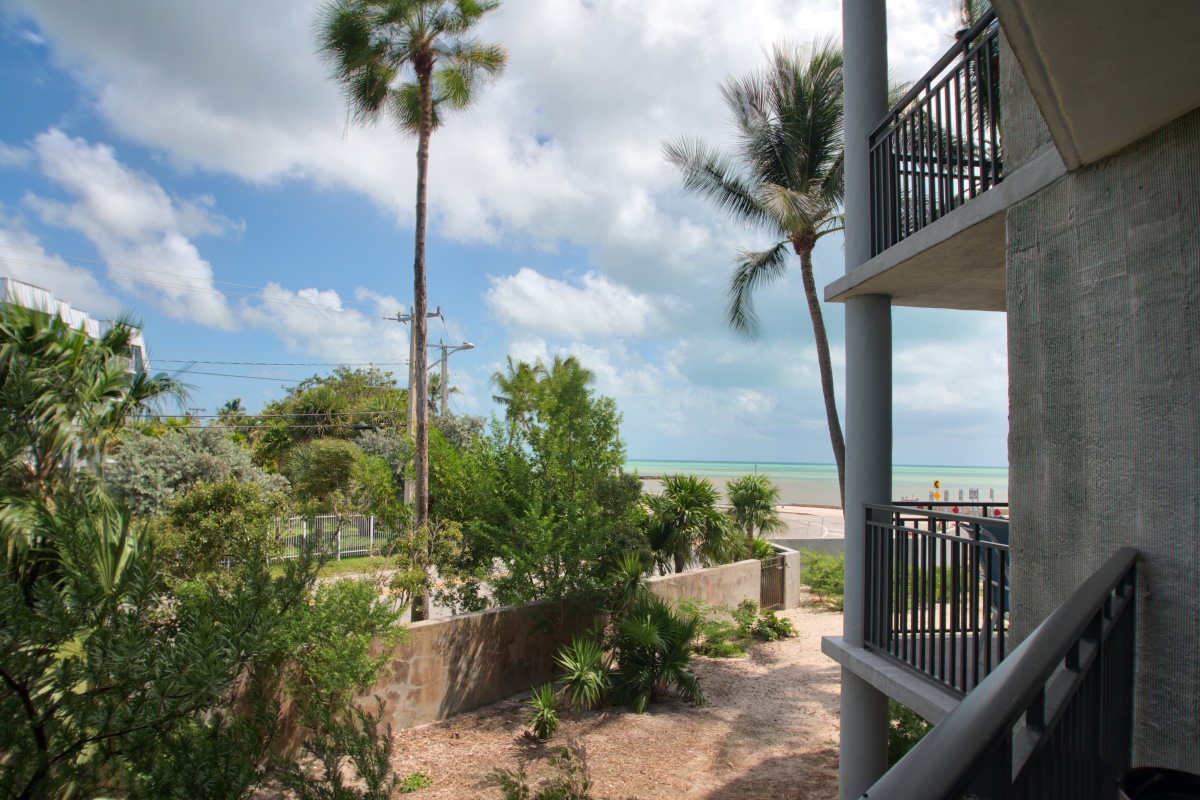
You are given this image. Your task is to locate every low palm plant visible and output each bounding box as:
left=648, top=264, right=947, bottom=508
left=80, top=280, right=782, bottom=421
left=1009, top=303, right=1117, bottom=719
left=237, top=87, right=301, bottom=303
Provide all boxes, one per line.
left=526, top=683, right=560, bottom=740
left=555, top=636, right=611, bottom=712
left=610, top=595, right=704, bottom=712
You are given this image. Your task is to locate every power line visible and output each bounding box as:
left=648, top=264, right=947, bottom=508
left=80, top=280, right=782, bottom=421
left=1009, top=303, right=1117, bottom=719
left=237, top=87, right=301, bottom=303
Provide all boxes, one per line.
left=0, top=248, right=402, bottom=319
left=171, top=370, right=305, bottom=383
left=0, top=242, right=401, bottom=316
left=155, top=359, right=409, bottom=367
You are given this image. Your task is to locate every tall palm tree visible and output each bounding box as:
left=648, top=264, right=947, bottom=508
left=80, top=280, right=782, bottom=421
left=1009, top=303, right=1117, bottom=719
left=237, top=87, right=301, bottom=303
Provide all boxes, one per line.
left=726, top=473, right=787, bottom=549
left=664, top=40, right=847, bottom=506
left=318, top=0, right=506, bottom=619
left=490, top=355, right=542, bottom=439
left=647, top=475, right=743, bottom=574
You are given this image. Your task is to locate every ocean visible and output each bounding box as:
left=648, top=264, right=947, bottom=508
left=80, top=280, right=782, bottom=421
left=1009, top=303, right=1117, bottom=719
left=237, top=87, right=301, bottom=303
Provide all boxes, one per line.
left=626, top=459, right=1008, bottom=507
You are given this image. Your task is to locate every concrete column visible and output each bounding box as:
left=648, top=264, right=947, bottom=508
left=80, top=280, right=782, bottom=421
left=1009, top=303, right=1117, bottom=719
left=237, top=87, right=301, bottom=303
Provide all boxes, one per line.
left=840, top=0, right=892, bottom=797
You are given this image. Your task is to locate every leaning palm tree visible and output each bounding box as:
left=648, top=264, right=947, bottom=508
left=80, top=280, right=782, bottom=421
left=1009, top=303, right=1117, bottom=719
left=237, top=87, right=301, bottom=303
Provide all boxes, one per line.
left=664, top=40, right=847, bottom=506
left=726, top=473, right=787, bottom=549
left=318, top=0, right=506, bottom=619
left=647, top=475, right=743, bottom=574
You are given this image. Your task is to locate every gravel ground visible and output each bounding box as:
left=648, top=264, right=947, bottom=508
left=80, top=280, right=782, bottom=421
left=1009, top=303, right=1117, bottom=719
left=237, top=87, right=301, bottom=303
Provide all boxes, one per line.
left=387, top=598, right=844, bottom=800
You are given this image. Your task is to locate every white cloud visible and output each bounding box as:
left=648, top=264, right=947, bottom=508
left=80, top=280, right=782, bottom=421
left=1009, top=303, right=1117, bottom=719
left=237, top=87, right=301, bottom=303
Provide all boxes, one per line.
left=25, top=129, right=237, bottom=329
left=485, top=268, right=663, bottom=339
left=0, top=220, right=121, bottom=316
left=0, top=143, right=31, bottom=168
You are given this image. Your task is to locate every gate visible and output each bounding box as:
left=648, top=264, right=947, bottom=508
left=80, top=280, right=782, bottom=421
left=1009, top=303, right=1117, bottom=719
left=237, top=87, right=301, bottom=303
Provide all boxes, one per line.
left=760, top=554, right=785, bottom=610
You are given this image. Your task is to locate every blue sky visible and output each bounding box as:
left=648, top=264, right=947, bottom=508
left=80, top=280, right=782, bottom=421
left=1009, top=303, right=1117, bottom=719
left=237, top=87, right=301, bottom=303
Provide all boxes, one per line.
left=0, top=0, right=1008, bottom=466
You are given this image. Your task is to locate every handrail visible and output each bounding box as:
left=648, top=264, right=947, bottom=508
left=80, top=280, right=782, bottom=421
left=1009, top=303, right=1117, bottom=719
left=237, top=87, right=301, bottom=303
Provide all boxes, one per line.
left=866, top=501, right=1010, bottom=528
left=861, top=546, right=1139, bottom=800
left=869, top=8, right=998, bottom=140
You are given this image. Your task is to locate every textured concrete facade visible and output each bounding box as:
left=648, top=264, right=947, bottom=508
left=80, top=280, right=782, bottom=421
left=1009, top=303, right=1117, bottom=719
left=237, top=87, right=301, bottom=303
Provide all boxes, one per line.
left=647, top=558, right=762, bottom=608
left=1007, top=107, right=1200, bottom=770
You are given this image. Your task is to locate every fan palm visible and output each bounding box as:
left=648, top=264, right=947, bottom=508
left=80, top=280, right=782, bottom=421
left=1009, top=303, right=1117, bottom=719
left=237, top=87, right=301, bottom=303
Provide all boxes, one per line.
left=664, top=39, right=847, bottom=506
left=726, top=473, right=786, bottom=549
left=318, top=0, right=506, bottom=602
left=647, top=474, right=743, bottom=574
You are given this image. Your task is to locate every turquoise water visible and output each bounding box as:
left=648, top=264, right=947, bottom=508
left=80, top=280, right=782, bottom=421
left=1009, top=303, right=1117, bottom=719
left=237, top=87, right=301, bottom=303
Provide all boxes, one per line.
left=627, top=459, right=1008, bottom=507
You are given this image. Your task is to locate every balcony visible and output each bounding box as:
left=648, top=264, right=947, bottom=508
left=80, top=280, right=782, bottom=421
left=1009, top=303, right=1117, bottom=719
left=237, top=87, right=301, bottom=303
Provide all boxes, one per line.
left=824, top=9, right=1067, bottom=312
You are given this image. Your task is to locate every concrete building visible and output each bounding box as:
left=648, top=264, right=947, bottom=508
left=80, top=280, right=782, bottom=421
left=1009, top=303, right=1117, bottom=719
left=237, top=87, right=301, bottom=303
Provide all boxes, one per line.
left=1, top=277, right=149, bottom=372
left=823, top=1, right=1200, bottom=797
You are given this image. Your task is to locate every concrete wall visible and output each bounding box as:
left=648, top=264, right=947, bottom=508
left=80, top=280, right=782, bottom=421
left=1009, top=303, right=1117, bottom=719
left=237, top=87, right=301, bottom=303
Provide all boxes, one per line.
left=364, top=559, right=767, bottom=730
left=998, top=27, right=1053, bottom=172
left=1007, top=106, right=1200, bottom=771
left=647, top=558, right=761, bottom=608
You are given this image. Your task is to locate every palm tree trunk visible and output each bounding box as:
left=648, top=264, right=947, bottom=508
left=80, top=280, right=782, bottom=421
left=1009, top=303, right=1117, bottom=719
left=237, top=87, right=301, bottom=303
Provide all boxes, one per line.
left=796, top=241, right=847, bottom=508
left=410, top=63, right=434, bottom=623
left=674, top=552, right=686, bottom=574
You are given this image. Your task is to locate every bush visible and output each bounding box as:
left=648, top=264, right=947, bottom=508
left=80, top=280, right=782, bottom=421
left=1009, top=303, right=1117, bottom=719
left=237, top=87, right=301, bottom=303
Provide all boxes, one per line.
left=611, top=595, right=703, bottom=712
left=799, top=550, right=844, bottom=610
left=888, top=700, right=932, bottom=765
left=400, top=772, right=432, bottom=793
left=527, top=683, right=560, bottom=740
left=752, top=609, right=798, bottom=641
left=555, top=636, right=611, bottom=712
left=492, top=746, right=600, bottom=800
left=277, top=699, right=400, bottom=800
left=674, top=598, right=746, bottom=658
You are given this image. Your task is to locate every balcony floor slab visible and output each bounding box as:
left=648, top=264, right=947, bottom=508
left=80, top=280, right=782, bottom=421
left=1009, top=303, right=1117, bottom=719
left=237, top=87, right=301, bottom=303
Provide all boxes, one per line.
left=824, top=143, right=1067, bottom=311
left=822, top=635, right=963, bottom=724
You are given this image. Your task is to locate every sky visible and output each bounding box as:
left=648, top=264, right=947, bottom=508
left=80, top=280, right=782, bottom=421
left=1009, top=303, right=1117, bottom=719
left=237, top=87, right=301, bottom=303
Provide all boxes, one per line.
left=0, top=0, right=1008, bottom=467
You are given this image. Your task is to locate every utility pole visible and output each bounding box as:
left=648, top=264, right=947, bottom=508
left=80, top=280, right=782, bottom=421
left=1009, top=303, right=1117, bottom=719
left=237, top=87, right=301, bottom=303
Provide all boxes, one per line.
left=395, top=305, right=442, bottom=505
left=431, top=339, right=475, bottom=416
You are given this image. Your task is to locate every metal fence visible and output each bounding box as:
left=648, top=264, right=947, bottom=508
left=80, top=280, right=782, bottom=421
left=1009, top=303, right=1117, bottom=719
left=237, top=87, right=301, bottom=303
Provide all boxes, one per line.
left=861, top=547, right=1138, bottom=800
left=272, top=514, right=397, bottom=561
left=864, top=503, right=1010, bottom=694
left=869, top=8, right=1002, bottom=256
left=760, top=554, right=785, bottom=610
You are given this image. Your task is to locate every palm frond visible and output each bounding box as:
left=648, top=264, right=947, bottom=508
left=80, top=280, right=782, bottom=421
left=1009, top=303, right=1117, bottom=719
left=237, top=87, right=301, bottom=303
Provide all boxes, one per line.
left=662, top=137, right=774, bottom=230
left=724, top=240, right=790, bottom=339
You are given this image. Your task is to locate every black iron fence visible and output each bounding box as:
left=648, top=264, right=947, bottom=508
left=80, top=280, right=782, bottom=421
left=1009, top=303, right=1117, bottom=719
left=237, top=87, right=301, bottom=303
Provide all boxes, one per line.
left=861, top=547, right=1138, bottom=800
left=864, top=503, right=1010, bottom=694
left=869, top=8, right=1002, bottom=256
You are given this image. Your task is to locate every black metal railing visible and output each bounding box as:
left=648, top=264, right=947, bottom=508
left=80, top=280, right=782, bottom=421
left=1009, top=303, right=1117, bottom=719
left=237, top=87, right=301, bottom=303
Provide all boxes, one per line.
left=869, top=8, right=1002, bottom=256
left=864, top=503, right=1010, bottom=694
left=861, top=547, right=1138, bottom=800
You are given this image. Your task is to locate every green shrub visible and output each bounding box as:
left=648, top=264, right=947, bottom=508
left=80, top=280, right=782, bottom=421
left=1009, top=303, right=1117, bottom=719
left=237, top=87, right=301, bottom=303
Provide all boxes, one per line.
left=750, top=536, right=777, bottom=560
left=611, top=595, right=703, bottom=712
left=799, top=550, right=844, bottom=609
left=888, top=700, right=932, bottom=765
left=491, top=746, right=599, bottom=800
left=555, top=636, right=611, bottom=711
left=752, top=609, right=798, bottom=641
left=676, top=598, right=747, bottom=658
left=526, top=683, right=560, bottom=740
left=732, top=599, right=759, bottom=638
left=400, top=772, right=432, bottom=793
left=277, top=699, right=399, bottom=800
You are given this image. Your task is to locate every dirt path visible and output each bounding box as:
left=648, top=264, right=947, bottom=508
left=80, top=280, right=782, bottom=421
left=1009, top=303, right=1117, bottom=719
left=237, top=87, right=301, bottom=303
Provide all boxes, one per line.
left=388, top=599, right=844, bottom=799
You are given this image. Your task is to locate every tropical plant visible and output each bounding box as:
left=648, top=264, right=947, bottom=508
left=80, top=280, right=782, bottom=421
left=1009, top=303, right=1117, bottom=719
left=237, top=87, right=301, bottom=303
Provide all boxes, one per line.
left=317, top=0, right=507, bottom=586
left=555, top=636, right=611, bottom=712
left=647, top=474, right=743, bottom=574
left=491, top=355, right=543, bottom=439
left=400, top=772, right=432, bottom=793
left=726, top=473, right=786, bottom=549
left=278, top=699, right=401, bottom=800
left=664, top=40, right=848, bottom=505
left=526, top=682, right=560, bottom=740
left=491, top=745, right=601, bottom=800
left=610, top=594, right=704, bottom=712
left=888, top=700, right=932, bottom=766
left=749, top=535, right=777, bottom=560
left=799, top=548, right=845, bottom=610
left=107, top=425, right=289, bottom=517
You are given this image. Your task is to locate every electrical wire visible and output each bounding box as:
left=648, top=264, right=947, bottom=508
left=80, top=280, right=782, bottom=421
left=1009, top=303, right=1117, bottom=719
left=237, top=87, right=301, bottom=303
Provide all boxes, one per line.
left=0, top=242, right=402, bottom=316
left=0, top=248, right=402, bottom=319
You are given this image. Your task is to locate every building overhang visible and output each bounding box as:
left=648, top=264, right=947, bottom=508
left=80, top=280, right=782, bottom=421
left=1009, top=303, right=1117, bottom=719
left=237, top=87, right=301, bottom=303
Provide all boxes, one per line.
left=992, top=0, right=1200, bottom=170
left=824, top=143, right=1066, bottom=311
